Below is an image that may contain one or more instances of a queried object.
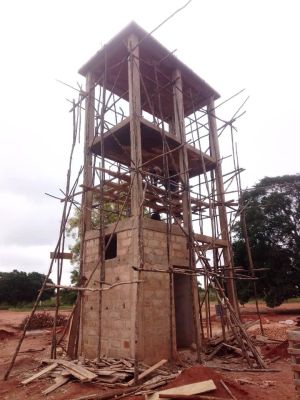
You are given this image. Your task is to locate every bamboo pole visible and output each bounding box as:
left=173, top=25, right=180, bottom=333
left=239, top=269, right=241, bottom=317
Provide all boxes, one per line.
left=3, top=166, right=83, bottom=380
left=45, top=281, right=143, bottom=292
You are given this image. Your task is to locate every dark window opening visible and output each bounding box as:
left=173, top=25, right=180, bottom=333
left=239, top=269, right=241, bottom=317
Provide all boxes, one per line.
left=105, top=234, right=117, bottom=260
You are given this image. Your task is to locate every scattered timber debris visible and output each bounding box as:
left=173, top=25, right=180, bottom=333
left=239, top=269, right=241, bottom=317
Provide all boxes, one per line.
left=205, top=319, right=282, bottom=369
left=20, top=360, right=273, bottom=399
left=127, top=359, right=168, bottom=385
left=20, top=357, right=176, bottom=396
left=205, top=321, right=260, bottom=363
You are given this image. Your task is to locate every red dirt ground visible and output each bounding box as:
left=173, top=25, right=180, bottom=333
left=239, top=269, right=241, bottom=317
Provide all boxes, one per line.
left=0, top=304, right=298, bottom=399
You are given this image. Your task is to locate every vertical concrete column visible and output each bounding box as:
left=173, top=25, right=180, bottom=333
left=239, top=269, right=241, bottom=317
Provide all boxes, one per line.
left=207, top=97, right=239, bottom=315
left=172, top=69, right=202, bottom=360
left=82, top=72, right=96, bottom=231
left=128, top=34, right=143, bottom=217
left=172, top=68, right=189, bottom=229
left=127, top=34, right=144, bottom=369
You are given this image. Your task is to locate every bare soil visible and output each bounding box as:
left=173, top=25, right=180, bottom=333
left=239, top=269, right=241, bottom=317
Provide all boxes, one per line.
left=0, top=304, right=298, bottom=399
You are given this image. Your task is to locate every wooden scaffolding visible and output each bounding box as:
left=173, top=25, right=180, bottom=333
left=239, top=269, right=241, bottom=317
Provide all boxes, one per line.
left=4, top=21, right=266, bottom=381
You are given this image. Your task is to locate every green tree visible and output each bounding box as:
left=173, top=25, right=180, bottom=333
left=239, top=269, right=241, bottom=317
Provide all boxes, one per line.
left=66, top=202, right=119, bottom=285
left=233, top=174, right=300, bottom=307
left=0, top=270, right=54, bottom=306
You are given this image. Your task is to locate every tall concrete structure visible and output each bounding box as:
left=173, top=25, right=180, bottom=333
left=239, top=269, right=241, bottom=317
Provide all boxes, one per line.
left=73, top=22, right=239, bottom=364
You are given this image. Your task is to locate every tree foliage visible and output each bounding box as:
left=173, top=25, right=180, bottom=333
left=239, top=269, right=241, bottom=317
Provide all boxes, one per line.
left=233, top=174, right=300, bottom=307
left=0, top=270, right=54, bottom=306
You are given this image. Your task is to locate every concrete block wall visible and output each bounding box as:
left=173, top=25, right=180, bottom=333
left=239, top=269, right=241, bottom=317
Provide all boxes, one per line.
left=171, top=234, right=189, bottom=266
left=140, top=220, right=190, bottom=363
left=81, top=220, right=136, bottom=359
left=100, top=227, right=135, bottom=358
left=80, top=217, right=190, bottom=362
left=81, top=236, right=101, bottom=358
left=100, top=264, right=134, bottom=358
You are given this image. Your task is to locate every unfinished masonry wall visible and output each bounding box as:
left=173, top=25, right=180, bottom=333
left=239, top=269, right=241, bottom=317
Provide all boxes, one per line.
left=80, top=217, right=193, bottom=363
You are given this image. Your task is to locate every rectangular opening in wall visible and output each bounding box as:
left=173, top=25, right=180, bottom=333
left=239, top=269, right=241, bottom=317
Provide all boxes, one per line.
left=173, top=272, right=195, bottom=348
left=105, top=233, right=117, bottom=260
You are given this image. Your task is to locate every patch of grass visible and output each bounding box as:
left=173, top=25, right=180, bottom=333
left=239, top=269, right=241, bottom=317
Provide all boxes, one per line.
left=7, top=303, right=40, bottom=311
left=1, top=296, right=73, bottom=311
left=285, top=297, right=300, bottom=304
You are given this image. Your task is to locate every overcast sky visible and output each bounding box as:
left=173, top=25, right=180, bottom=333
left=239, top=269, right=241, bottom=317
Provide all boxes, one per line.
left=0, top=0, right=299, bottom=284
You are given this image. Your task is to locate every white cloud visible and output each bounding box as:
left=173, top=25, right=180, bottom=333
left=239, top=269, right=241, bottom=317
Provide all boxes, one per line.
left=0, top=244, right=73, bottom=285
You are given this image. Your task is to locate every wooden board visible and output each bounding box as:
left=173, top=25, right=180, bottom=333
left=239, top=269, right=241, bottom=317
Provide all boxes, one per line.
left=42, top=376, right=69, bottom=395
left=128, top=359, right=167, bottom=385
left=43, top=359, right=97, bottom=382
left=21, top=363, right=58, bottom=385
left=50, top=252, right=72, bottom=260
left=95, top=369, right=116, bottom=376
left=147, top=379, right=216, bottom=400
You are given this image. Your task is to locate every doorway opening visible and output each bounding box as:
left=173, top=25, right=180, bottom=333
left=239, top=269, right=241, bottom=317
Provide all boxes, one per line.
left=173, top=272, right=195, bottom=348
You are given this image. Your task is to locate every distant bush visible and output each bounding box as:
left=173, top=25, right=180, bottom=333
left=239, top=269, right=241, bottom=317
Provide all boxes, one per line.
left=20, top=312, right=68, bottom=330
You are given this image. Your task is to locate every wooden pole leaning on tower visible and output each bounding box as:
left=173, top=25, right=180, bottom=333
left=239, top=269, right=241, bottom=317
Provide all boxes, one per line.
left=207, top=97, right=240, bottom=316
left=172, top=68, right=202, bottom=362
left=67, top=71, right=96, bottom=359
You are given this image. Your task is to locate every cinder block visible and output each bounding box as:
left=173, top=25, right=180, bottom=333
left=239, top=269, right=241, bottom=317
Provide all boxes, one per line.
left=120, top=238, right=132, bottom=247
left=144, top=230, right=153, bottom=238
left=153, top=248, right=165, bottom=256
left=110, top=339, right=121, bottom=349
left=172, top=242, right=184, bottom=250
left=147, top=239, right=160, bottom=247
left=118, top=247, right=128, bottom=256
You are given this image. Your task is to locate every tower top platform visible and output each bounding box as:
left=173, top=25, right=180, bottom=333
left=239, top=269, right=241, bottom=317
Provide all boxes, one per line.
left=79, top=21, right=219, bottom=119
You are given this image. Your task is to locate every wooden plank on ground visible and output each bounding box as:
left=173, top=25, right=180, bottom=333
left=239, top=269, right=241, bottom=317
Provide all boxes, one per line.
left=43, top=358, right=97, bottom=381
left=147, top=380, right=216, bottom=400
left=95, top=369, right=116, bottom=376
left=128, top=359, right=167, bottom=385
left=21, top=363, right=58, bottom=385
left=42, top=376, right=69, bottom=395
left=96, top=375, right=120, bottom=384
left=121, top=358, right=133, bottom=368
